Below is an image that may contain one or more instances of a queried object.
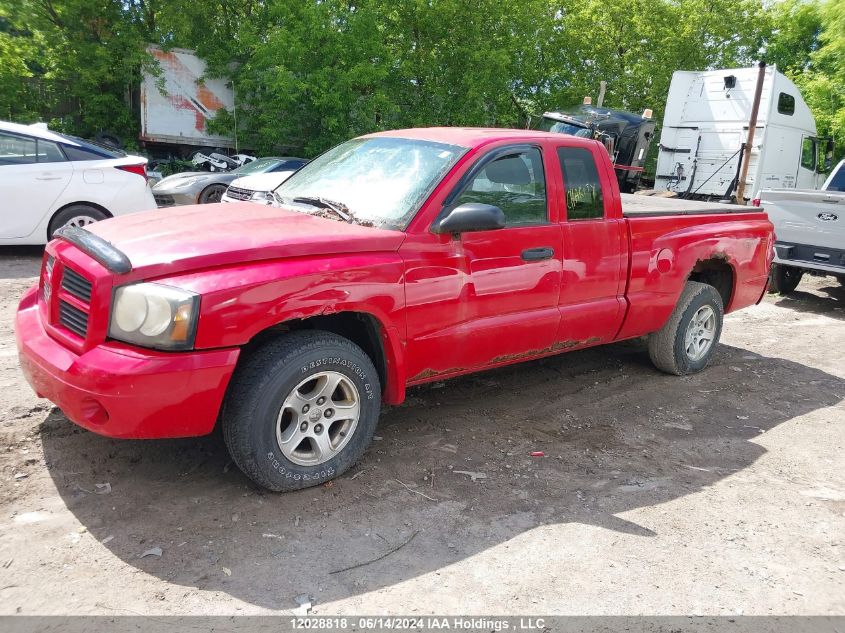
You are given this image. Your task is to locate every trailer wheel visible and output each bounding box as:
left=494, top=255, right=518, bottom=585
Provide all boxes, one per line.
left=648, top=281, right=724, bottom=376
left=221, top=330, right=381, bottom=492
left=768, top=264, right=803, bottom=295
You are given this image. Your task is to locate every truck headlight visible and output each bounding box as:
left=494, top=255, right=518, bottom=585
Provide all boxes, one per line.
left=109, top=283, right=199, bottom=350
left=250, top=191, right=272, bottom=204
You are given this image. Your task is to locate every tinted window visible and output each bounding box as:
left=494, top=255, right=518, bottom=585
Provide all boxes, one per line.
left=0, top=132, right=37, bottom=165
left=37, top=140, right=66, bottom=163
left=557, top=147, right=604, bottom=220
left=62, top=144, right=110, bottom=161
left=827, top=164, right=845, bottom=191
left=778, top=92, right=795, bottom=116
left=58, top=133, right=124, bottom=157
left=454, top=148, right=547, bottom=226
left=801, top=137, right=816, bottom=171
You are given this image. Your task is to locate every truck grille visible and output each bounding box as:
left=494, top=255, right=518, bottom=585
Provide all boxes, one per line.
left=61, top=267, right=93, bottom=303
left=59, top=300, right=89, bottom=338
left=225, top=186, right=253, bottom=201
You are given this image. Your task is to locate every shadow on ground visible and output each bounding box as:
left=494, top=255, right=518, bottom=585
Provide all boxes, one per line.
left=774, top=278, right=845, bottom=321
left=41, top=342, right=845, bottom=609
left=0, top=247, right=44, bottom=280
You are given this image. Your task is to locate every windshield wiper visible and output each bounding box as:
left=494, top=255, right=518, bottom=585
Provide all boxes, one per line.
left=291, top=196, right=353, bottom=223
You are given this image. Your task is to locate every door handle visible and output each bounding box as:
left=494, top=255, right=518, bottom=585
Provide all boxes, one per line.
left=36, top=175, right=62, bottom=181
left=521, top=247, right=555, bottom=261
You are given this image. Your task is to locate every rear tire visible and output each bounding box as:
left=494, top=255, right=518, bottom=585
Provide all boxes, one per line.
left=221, top=330, right=381, bottom=492
left=648, top=281, right=724, bottom=376
left=48, top=205, right=108, bottom=240
left=198, top=184, right=227, bottom=204
left=768, top=264, right=803, bottom=295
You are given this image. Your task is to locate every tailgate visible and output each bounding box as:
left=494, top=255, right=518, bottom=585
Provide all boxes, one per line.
left=761, top=189, right=845, bottom=252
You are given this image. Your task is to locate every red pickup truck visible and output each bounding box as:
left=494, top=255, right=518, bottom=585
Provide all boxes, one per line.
left=16, top=128, right=774, bottom=491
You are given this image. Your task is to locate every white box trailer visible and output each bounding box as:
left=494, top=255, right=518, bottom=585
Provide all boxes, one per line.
left=654, top=66, right=830, bottom=200
left=140, top=46, right=235, bottom=149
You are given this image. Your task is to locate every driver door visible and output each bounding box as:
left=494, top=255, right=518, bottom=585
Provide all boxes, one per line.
left=402, top=145, right=563, bottom=381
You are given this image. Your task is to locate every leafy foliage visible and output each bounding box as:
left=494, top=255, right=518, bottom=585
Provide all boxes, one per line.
left=0, top=0, right=843, bottom=160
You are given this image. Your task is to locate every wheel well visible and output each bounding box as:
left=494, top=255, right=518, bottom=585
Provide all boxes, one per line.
left=688, top=257, right=734, bottom=308
left=243, top=312, right=388, bottom=393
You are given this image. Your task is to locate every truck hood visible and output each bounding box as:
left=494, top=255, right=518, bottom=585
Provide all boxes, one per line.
left=85, top=202, right=405, bottom=277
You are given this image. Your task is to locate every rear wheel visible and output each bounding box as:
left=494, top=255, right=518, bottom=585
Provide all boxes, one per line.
left=648, top=281, right=724, bottom=376
left=222, top=330, right=381, bottom=492
left=198, top=183, right=227, bottom=204
left=48, top=205, right=108, bottom=240
left=768, top=264, right=803, bottom=295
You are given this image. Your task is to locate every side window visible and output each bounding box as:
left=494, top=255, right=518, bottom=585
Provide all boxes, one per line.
left=778, top=93, right=795, bottom=116
left=557, top=147, right=604, bottom=220
left=36, top=140, right=67, bottom=163
left=801, top=137, right=816, bottom=171
left=0, top=132, right=37, bottom=166
left=454, top=147, right=547, bottom=226
left=62, top=145, right=106, bottom=161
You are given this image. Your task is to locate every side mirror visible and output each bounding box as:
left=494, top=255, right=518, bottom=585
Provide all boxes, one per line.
left=824, top=138, right=834, bottom=172
left=434, top=203, right=506, bottom=234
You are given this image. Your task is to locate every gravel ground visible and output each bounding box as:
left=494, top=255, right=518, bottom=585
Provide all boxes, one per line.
left=0, top=246, right=843, bottom=616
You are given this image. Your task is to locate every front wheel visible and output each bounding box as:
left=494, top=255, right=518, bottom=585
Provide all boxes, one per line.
left=648, top=281, right=724, bottom=376
left=768, top=264, right=803, bottom=295
left=221, top=331, right=381, bottom=492
left=198, top=183, right=227, bottom=204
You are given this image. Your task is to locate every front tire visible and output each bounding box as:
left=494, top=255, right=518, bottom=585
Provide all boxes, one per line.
left=222, top=331, right=381, bottom=492
left=768, top=264, right=803, bottom=295
left=48, top=205, right=108, bottom=240
left=198, top=184, right=227, bottom=204
left=648, top=281, right=724, bottom=376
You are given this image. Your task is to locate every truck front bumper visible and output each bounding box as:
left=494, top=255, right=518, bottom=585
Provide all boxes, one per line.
left=16, top=286, right=240, bottom=439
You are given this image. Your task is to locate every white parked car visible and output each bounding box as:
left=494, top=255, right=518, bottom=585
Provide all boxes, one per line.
left=0, top=121, right=155, bottom=244
left=221, top=168, right=302, bottom=205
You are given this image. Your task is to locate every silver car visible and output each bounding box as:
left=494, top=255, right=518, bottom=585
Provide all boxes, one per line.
left=151, top=156, right=307, bottom=207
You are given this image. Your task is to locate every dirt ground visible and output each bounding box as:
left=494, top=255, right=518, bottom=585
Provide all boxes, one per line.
left=0, top=246, right=843, bottom=616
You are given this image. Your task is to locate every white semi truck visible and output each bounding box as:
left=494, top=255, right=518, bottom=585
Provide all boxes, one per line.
left=654, top=66, right=833, bottom=201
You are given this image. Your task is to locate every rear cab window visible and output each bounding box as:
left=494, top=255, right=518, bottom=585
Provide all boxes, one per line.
left=557, top=146, right=605, bottom=220
left=453, top=147, right=548, bottom=226
left=827, top=164, right=845, bottom=191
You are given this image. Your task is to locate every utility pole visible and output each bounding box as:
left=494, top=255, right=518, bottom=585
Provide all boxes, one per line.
left=735, top=61, right=766, bottom=205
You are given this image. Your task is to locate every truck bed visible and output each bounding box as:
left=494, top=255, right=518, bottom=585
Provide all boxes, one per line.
left=621, top=193, right=764, bottom=217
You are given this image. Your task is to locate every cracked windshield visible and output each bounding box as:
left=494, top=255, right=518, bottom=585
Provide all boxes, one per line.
left=273, top=136, right=466, bottom=228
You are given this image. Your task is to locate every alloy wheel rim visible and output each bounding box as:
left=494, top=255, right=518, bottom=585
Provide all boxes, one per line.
left=684, top=305, right=716, bottom=361
left=64, top=216, right=97, bottom=229
left=275, top=371, right=360, bottom=466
